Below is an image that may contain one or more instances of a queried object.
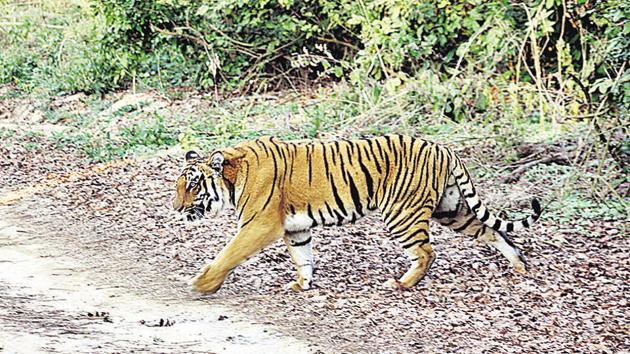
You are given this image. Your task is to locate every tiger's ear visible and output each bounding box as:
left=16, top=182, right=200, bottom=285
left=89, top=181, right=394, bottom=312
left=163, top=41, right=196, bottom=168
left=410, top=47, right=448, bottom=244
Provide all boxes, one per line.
left=185, top=150, right=201, bottom=162
left=210, top=152, right=224, bottom=178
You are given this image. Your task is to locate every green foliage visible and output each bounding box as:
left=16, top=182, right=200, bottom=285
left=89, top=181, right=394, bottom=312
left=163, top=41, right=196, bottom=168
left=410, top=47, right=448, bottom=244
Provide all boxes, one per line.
left=522, top=163, right=629, bottom=224
left=0, top=1, right=116, bottom=93
left=54, top=111, right=178, bottom=161
left=2, top=0, right=627, bottom=104
left=86, top=0, right=628, bottom=96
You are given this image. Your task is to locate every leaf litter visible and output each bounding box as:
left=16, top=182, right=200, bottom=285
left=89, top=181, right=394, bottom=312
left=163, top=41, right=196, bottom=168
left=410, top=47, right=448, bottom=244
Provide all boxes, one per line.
left=0, top=126, right=628, bottom=354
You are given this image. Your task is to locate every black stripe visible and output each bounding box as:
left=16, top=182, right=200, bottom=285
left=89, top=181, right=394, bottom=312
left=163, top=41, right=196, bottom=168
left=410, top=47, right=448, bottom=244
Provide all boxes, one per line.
left=237, top=194, right=250, bottom=220
left=291, top=236, right=312, bottom=247
left=347, top=175, right=364, bottom=216
left=532, top=198, right=542, bottom=215
left=380, top=144, right=391, bottom=195
left=208, top=178, right=218, bottom=198
left=357, top=147, right=374, bottom=197
left=288, top=145, right=295, bottom=182
left=375, top=138, right=386, bottom=161
left=307, top=144, right=313, bottom=185
left=345, top=141, right=354, bottom=165
left=262, top=148, right=278, bottom=209
left=227, top=180, right=235, bottom=206
left=432, top=209, right=458, bottom=219
left=402, top=237, right=429, bottom=249
left=246, top=146, right=260, bottom=164
left=256, top=139, right=270, bottom=155
left=385, top=180, right=429, bottom=227
left=387, top=143, right=430, bottom=217
left=362, top=144, right=372, bottom=161
left=367, top=140, right=382, bottom=174
left=399, top=228, right=429, bottom=244
left=506, top=223, right=514, bottom=232
left=317, top=209, right=326, bottom=226
left=499, top=231, right=516, bottom=247
left=463, top=191, right=475, bottom=199
left=432, top=148, right=443, bottom=192
left=331, top=142, right=338, bottom=166
left=385, top=135, right=394, bottom=151
left=389, top=207, right=430, bottom=234
left=479, top=209, right=490, bottom=222
left=322, top=143, right=330, bottom=177
left=383, top=147, right=408, bottom=209
left=241, top=212, right=257, bottom=228
left=329, top=175, right=348, bottom=216
left=333, top=209, right=345, bottom=226
left=339, top=148, right=348, bottom=185
left=324, top=202, right=334, bottom=216
left=291, top=142, right=298, bottom=156
left=441, top=219, right=458, bottom=226
left=471, top=201, right=482, bottom=213
left=307, top=204, right=317, bottom=227
left=492, top=219, right=502, bottom=230
left=453, top=216, right=477, bottom=232
left=386, top=160, right=411, bottom=207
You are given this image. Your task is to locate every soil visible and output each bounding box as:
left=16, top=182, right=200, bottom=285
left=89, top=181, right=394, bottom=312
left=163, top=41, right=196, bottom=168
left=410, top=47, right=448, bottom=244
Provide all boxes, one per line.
left=0, top=95, right=628, bottom=353
left=0, top=218, right=310, bottom=354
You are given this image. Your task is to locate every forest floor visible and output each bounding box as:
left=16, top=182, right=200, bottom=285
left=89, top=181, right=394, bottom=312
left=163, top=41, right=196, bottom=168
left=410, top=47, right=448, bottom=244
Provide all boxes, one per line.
left=0, top=89, right=628, bottom=353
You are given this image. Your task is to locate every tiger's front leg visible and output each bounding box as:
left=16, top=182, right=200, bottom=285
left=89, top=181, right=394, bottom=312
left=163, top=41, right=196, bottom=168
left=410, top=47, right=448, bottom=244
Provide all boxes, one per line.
left=192, top=221, right=284, bottom=294
left=283, top=231, right=314, bottom=292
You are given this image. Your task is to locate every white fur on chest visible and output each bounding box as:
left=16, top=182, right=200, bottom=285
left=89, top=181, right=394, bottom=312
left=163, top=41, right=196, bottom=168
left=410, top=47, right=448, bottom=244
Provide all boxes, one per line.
left=284, top=213, right=313, bottom=232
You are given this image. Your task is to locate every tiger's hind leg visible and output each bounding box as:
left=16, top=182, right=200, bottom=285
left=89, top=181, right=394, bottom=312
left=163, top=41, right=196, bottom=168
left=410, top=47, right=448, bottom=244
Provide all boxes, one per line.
left=384, top=211, right=436, bottom=289
left=283, top=231, right=314, bottom=292
left=477, top=227, right=527, bottom=274
left=434, top=181, right=526, bottom=273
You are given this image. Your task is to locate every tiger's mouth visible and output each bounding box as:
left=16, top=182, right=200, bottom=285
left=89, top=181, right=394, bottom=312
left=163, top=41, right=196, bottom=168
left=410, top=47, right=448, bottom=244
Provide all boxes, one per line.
left=183, top=205, right=206, bottom=222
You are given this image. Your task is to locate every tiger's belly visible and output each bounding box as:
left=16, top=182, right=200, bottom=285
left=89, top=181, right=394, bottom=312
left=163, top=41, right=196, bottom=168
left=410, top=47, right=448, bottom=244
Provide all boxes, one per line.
left=284, top=213, right=315, bottom=233
left=283, top=209, right=370, bottom=233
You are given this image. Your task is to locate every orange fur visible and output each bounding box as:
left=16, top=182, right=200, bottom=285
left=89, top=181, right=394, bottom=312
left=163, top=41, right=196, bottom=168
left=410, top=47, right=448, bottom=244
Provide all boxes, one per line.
left=174, top=135, right=542, bottom=293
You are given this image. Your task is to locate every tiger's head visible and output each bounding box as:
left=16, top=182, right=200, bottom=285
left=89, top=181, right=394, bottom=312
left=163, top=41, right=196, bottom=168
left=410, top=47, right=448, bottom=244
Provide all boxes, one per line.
left=173, top=150, right=231, bottom=222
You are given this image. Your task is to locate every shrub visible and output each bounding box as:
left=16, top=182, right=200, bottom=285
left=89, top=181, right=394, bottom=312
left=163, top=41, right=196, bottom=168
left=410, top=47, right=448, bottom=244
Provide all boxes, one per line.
left=1, top=0, right=627, bottom=102
left=89, top=0, right=628, bottom=97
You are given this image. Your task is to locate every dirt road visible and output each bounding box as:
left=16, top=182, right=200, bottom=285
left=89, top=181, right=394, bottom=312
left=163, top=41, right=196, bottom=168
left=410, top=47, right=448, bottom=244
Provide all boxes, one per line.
left=0, top=216, right=312, bottom=354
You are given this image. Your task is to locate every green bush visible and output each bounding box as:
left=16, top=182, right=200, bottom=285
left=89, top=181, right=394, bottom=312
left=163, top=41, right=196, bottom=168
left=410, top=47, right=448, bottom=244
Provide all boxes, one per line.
left=1, top=0, right=627, bottom=102
left=0, top=1, right=115, bottom=93
left=90, top=0, right=628, bottom=94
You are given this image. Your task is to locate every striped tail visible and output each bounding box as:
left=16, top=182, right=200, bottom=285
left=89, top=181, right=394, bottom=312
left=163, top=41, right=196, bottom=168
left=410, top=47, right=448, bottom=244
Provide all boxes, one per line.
left=450, top=156, right=542, bottom=233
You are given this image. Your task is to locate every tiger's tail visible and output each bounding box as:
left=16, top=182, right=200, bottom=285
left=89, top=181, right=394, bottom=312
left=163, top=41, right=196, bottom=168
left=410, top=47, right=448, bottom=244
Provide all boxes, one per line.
left=450, top=155, right=542, bottom=233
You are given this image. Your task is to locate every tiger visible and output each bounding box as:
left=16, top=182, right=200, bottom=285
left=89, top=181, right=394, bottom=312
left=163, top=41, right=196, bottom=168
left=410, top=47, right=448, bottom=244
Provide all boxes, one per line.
left=173, top=134, right=542, bottom=294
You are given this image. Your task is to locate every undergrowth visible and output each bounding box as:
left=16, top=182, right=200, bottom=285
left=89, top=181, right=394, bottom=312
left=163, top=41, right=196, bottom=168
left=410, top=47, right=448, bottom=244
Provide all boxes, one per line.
left=1, top=0, right=627, bottom=223
left=28, top=79, right=626, bottom=223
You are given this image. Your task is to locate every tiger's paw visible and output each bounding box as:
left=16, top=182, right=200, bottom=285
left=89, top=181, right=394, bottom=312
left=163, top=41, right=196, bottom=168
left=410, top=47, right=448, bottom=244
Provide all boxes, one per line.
left=383, top=278, right=404, bottom=290
left=284, top=280, right=310, bottom=292
left=513, top=263, right=528, bottom=275
left=189, top=265, right=225, bottom=294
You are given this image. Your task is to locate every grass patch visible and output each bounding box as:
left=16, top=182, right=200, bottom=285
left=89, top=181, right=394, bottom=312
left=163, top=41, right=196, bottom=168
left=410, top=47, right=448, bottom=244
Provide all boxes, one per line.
left=524, top=163, right=629, bottom=225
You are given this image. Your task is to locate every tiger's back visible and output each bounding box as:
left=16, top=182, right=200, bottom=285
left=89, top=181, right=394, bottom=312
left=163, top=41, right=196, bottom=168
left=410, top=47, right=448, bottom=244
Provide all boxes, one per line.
left=251, top=136, right=449, bottom=231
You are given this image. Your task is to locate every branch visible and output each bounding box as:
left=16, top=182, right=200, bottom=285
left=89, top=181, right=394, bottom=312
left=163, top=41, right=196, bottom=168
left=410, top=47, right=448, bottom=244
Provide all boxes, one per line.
left=501, top=153, right=570, bottom=183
